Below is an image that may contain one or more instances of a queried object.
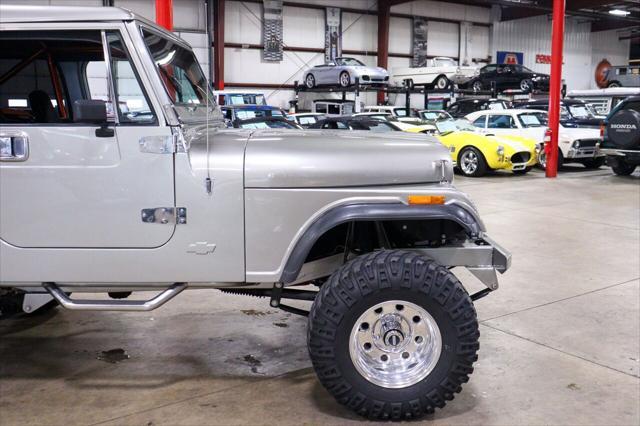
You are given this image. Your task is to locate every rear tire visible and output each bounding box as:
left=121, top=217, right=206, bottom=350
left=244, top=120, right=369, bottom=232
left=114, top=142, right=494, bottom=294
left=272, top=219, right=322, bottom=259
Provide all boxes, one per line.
left=520, top=79, right=532, bottom=92
left=611, top=160, right=637, bottom=176
left=471, top=80, right=483, bottom=92
left=434, top=75, right=450, bottom=90
left=305, top=74, right=316, bottom=89
left=308, top=250, right=479, bottom=420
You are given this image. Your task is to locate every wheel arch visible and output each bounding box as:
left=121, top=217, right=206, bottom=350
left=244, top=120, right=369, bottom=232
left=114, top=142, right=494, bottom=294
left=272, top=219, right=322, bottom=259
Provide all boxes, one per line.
left=279, top=202, right=483, bottom=284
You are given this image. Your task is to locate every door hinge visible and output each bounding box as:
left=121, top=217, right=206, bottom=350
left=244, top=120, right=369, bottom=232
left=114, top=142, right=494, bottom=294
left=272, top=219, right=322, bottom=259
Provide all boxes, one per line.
left=141, top=207, right=187, bottom=224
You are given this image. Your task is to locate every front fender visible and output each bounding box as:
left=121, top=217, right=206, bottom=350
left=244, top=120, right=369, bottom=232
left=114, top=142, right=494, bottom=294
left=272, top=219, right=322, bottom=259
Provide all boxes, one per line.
left=279, top=202, right=483, bottom=283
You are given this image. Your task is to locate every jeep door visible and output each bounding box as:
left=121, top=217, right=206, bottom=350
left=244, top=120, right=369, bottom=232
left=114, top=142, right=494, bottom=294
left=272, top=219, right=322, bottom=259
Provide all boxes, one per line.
left=0, top=26, right=175, bottom=248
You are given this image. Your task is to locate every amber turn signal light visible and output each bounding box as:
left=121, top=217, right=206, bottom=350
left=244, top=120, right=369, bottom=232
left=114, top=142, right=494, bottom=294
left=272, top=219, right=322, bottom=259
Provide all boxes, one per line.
left=407, top=195, right=446, bottom=205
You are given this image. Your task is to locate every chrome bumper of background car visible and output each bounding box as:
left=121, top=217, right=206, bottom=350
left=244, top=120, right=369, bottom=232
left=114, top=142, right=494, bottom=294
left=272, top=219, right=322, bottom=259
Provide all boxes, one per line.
left=567, top=148, right=602, bottom=159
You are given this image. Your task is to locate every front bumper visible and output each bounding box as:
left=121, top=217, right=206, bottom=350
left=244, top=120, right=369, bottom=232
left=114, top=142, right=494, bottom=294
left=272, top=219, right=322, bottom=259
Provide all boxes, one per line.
left=356, top=72, right=389, bottom=85
left=416, top=234, right=511, bottom=290
left=449, top=73, right=475, bottom=85
left=565, top=140, right=603, bottom=159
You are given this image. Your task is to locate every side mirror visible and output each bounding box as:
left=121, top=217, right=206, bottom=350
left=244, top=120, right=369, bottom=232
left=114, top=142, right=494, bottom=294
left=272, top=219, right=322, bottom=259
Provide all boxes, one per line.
left=73, top=100, right=114, bottom=137
left=73, top=100, right=108, bottom=124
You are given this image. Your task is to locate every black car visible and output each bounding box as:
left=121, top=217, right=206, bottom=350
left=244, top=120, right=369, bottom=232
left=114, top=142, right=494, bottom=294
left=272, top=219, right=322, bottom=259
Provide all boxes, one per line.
left=515, top=98, right=603, bottom=128
left=469, top=64, right=550, bottom=92
left=600, top=96, right=640, bottom=176
left=446, top=98, right=511, bottom=118
left=308, top=116, right=402, bottom=132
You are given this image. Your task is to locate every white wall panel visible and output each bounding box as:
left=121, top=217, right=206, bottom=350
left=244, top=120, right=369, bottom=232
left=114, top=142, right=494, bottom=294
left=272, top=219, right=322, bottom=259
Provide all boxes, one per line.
left=173, top=0, right=206, bottom=31
left=492, top=15, right=595, bottom=90
left=283, top=6, right=324, bottom=47
left=389, top=16, right=412, bottom=55
left=342, top=12, right=377, bottom=52
left=225, top=0, right=262, bottom=44
left=427, top=21, right=458, bottom=58
left=471, top=25, right=489, bottom=62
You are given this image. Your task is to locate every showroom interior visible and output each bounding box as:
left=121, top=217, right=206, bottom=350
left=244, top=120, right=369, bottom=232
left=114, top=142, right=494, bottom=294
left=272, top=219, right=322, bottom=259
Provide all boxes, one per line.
left=0, top=0, right=639, bottom=425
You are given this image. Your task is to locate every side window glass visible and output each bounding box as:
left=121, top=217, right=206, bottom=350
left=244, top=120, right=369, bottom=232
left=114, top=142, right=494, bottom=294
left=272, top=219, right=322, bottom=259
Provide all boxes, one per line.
left=105, top=31, right=155, bottom=125
left=472, top=116, right=486, bottom=128
left=0, top=30, right=105, bottom=124
left=487, top=115, right=514, bottom=129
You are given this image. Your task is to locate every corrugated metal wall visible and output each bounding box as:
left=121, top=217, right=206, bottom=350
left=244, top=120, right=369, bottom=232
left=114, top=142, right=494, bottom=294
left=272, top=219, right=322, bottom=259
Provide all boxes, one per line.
left=492, top=15, right=629, bottom=90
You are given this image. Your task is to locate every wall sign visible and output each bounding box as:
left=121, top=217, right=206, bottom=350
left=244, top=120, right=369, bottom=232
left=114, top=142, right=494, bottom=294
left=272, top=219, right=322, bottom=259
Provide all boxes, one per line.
left=535, top=54, right=552, bottom=64
left=412, top=18, right=428, bottom=67
left=497, top=51, right=523, bottom=65
left=325, top=7, right=342, bottom=62
left=262, top=0, right=283, bottom=62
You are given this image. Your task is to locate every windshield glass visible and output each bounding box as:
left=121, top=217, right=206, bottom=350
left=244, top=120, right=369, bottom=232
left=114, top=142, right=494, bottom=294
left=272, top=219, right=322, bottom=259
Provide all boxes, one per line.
left=435, top=120, right=458, bottom=134
left=227, top=93, right=266, bottom=105
left=519, top=112, right=547, bottom=127
left=419, top=110, right=450, bottom=121
left=238, top=120, right=296, bottom=129
left=568, top=104, right=595, bottom=119
left=141, top=28, right=215, bottom=121
left=433, top=58, right=456, bottom=67
left=336, top=57, right=365, bottom=67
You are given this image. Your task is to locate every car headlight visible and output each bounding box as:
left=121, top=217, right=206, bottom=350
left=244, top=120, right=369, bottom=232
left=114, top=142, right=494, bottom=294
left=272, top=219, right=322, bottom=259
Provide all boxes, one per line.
left=497, top=145, right=504, bottom=156
left=572, top=140, right=580, bottom=148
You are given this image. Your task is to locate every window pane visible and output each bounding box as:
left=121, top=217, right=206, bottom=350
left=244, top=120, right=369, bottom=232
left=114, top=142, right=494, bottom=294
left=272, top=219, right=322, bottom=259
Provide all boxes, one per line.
left=0, top=30, right=104, bottom=124
left=472, top=117, right=486, bottom=128
left=487, top=115, right=515, bottom=129
left=106, top=32, right=155, bottom=124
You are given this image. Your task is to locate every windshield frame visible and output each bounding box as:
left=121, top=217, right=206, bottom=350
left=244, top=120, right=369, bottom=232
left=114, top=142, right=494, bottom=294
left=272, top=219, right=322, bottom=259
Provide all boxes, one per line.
left=137, top=23, right=217, bottom=124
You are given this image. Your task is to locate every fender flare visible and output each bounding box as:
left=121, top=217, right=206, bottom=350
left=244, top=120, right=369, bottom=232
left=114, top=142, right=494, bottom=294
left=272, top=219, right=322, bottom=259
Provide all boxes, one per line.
left=279, top=202, right=482, bottom=283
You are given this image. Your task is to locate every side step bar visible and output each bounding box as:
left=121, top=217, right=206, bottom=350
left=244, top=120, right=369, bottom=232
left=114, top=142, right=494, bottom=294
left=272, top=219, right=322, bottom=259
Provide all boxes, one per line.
left=43, top=283, right=187, bottom=312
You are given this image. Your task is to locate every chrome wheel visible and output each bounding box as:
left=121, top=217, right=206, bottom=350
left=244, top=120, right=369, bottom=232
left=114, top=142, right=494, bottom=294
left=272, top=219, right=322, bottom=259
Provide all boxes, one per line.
left=349, top=300, right=442, bottom=389
left=472, top=80, right=482, bottom=91
left=435, top=76, right=448, bottom=89
left=340, top=72, right=351, bottom=87
left=460, top=149, right=479, bottom=175
left=305, top=74, right=315, bottom=88
left=520, top=79, right=531, bottom=91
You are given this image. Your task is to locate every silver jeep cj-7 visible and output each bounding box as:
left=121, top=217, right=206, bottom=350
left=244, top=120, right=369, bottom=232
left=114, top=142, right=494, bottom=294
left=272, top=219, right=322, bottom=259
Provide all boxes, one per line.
left=0, top=6, right=511, bottom=420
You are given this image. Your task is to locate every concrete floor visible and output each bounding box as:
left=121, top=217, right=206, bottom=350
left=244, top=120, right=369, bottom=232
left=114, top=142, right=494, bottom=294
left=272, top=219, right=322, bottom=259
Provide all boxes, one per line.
left=1, top=166, right=639, bottom=426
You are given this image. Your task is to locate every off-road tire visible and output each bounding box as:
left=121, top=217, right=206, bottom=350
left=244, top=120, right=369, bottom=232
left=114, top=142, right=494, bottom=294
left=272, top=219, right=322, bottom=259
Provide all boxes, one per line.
left=582, top=157, right=605, bottom=169
left=308, top=250, right=479, bottom=420
left=611, top=160, right=637, bottom=176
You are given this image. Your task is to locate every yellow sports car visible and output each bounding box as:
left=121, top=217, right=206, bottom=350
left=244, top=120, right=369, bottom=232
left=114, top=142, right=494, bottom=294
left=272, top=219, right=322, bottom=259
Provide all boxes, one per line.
left=422, top=120, right=539, bottom=177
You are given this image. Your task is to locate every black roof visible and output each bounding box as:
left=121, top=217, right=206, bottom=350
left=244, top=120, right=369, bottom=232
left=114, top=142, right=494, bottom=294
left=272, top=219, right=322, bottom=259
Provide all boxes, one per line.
left=518, top=98, right=586, bottom=105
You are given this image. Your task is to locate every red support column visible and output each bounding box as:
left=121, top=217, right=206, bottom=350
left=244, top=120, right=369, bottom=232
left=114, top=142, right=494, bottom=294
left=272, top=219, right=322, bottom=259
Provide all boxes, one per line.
left=156, top=0, right=173, bottom=31
left=213, top=0, right=225, bottom=91
left=377, top=0, right=390, bottom=105
left=545, top=0, right=565, bottom=178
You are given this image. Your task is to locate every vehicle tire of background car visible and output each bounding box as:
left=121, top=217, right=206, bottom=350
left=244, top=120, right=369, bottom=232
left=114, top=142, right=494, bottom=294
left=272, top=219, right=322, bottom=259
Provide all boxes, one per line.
left=472, top=80, right=483, bottom=92
left=340, top=71, right=351, bottom=88
left=513, top=166, right=532, bottom=175
left=610, top=160, right=637, bottom=176
left=405, top=79, right=415, bottom=90
left=434, top=75, right=450, bottom=90
left=305, top=74, right=316, bottom=89
left=0, top=292, right=24, bottom=319
left=458, top=146, right=488, bottom=177
left=307, top=250, right=479, bottom=420
left=607, top=81, right=621, bottom=88
left=538, top=148, right=564, bottom=170
left=520, top=79, right=532, bottom=92
left=582, top=157, right=605, bottom=169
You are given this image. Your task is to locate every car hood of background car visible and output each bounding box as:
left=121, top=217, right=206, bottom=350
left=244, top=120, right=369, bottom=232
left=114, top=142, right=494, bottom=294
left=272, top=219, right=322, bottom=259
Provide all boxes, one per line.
left=243, top=130, right=452, bottom=188
left=440, top=131, right=536, bottom=152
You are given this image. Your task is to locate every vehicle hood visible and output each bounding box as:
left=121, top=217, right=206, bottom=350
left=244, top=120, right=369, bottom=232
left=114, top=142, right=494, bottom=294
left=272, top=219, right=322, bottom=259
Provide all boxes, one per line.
left=243, top=129, right=452, bottom=188
left=489, top=134, right=538, bottom=152
left=440, top=131, right=537, bottom=153
left=559, top=126, right=600, bottom=141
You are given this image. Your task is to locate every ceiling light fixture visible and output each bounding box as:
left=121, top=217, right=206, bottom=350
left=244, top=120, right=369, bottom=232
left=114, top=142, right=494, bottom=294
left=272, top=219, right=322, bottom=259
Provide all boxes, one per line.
left=609, top=9, right=631, bottom=16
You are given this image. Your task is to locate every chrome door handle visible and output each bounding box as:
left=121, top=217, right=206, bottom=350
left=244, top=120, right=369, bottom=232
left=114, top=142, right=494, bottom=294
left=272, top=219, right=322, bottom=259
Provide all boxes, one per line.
left=0, top=131, right=29, bottom=161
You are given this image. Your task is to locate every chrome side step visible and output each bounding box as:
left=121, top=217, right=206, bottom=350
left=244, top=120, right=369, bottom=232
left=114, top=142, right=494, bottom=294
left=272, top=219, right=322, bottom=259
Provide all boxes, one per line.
left=43, top=282, right=187, bottom=311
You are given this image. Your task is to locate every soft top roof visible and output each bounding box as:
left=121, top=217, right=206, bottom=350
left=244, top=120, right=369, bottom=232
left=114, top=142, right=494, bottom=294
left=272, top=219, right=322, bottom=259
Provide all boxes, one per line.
left=0, top=5, right=138, bottom=23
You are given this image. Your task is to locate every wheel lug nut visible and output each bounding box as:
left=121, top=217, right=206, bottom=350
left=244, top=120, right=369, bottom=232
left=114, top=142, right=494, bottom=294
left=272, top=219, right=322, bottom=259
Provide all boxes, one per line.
left=402, top=352, right=410, bottom=359
left=363, top=342, right=372, bottom=350
left=380, top=354, right=389, bottom=362
left=412, top=315, right=421, bottom=323
left=415, top=336, right=424, bottom=344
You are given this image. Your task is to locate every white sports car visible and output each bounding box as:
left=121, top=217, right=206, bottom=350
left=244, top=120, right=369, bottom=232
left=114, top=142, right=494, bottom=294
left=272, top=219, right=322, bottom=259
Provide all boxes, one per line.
left=303, top=57, right=389, bottom=88
left=465, top=109, right=605, bottom=169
